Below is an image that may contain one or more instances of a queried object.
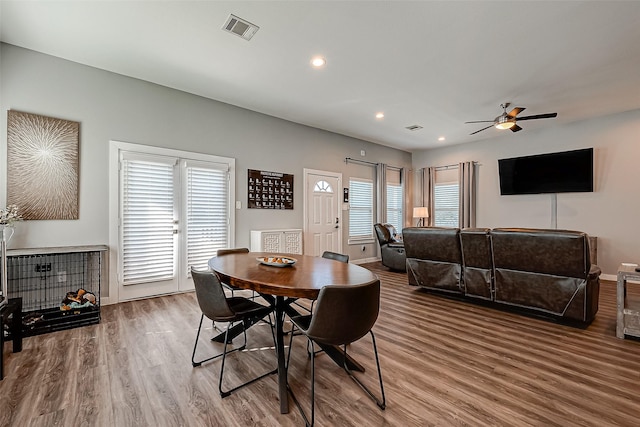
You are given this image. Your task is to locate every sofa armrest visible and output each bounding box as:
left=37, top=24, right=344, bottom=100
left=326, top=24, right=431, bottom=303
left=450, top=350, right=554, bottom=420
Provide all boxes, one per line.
left=588, top=265, right=602, bottom=280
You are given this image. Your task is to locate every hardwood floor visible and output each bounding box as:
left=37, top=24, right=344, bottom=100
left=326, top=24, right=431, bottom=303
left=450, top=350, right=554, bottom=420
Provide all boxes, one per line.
left=2, top=262, right=640, bottom=426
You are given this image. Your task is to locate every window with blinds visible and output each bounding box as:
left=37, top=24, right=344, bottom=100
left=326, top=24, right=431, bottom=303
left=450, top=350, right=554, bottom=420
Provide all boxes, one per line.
left=186, top=163, right=229, bottom=271
left=121, top=156, right=176, bottom=284
left=386, top=183, right=403, bottom=232
left=349, top=178, right=374, bottom=241
left=434, top=182, right=459, bottom=227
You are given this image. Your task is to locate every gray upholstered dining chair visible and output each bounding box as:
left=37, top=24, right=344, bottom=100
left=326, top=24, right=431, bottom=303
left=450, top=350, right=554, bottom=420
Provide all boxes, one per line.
left=292, top=251, right=349, bottom=317
left=216, top=247, right=250, bottom=298
left=190, top=267, right=277, bottom=397
left=302, top=250, right=351, bottom=357
left=321, top=250, right=349, bottom=263
left=286, top=279, right=386, bottom=426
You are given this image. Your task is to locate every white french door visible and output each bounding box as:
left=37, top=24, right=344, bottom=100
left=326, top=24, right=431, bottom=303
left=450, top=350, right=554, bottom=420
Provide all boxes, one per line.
left=303, top=169, right=342, bottom=256
left=120, top=152, right=180, bottom=300
left=110, top=142, right=235, bottom=302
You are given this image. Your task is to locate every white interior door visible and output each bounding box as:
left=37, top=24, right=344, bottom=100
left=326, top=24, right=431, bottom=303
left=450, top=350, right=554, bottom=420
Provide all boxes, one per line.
left=304, top=169, right=342, bottom=256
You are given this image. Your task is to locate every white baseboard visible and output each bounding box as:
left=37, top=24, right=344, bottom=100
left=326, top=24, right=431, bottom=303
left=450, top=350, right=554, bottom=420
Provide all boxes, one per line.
left=100, top=296, right=114, bottom=306
left=351, top=256, right=381, bottom=265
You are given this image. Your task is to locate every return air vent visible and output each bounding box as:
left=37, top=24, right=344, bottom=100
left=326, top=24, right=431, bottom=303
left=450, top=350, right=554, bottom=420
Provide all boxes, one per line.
left=222, top=14, right=259, bottom=40
left=405, top=125, right=423, bottom=131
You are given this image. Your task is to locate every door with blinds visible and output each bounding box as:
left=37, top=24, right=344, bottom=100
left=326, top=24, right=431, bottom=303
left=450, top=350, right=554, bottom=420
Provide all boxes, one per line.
left=118, top=150, right=233, bottom=301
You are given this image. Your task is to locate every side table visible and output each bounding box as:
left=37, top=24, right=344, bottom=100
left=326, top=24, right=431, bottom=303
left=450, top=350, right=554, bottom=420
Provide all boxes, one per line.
left=0, top=297, right=22, bottom=380
left=617, top=264, right=640, bottom=339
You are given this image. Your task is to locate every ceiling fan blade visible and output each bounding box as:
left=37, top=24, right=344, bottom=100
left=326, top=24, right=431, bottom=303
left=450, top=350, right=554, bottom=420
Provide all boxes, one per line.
left=470, top=124, right=494, bottom=135
left=516, top=112, right=558, bottom=121
left=464, top=120, right=494, bottom=124
left=510, top=124, right=523, bottom=133
left=507, top=107, right=525, bottom=118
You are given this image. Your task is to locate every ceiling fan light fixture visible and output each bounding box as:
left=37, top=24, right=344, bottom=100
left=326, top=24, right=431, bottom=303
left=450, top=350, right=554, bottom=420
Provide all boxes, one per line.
left=495, top=116, right=516, bottom=130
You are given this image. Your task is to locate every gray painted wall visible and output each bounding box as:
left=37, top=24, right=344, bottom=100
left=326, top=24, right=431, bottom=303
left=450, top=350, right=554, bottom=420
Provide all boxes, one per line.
left=412, top=108, right=640, bottom=277
left=0, top=43, right=412, bottom=265
left=3, top=43, right=637, bottom=280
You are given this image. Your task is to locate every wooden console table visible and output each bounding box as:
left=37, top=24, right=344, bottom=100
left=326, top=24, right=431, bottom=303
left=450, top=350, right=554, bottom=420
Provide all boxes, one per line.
left=616, top=264, right=640, bottom=339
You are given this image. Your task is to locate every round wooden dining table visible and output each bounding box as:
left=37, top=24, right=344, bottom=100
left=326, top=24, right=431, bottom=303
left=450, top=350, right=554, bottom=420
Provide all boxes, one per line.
left=208, top=252, right=378, bottom=414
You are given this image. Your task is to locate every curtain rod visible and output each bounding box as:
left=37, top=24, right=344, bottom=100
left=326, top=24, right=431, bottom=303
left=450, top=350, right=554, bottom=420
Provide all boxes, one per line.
left=344, top=158, right=404, bottom=170
left=345, top=157, right=379, bottom=167
left=433, top=161, right=480, bottom=171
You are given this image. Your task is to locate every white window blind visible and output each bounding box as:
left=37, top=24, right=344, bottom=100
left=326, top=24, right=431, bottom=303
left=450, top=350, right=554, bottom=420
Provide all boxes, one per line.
left=349, top=178, right=374, bottom=240
left=186, top=163, right=229, bottom=270
left=121, top=156, right=176, bottom=284
left=386, top=183, right=403, bottom=232
left=434, top=182, right=459, bottom=227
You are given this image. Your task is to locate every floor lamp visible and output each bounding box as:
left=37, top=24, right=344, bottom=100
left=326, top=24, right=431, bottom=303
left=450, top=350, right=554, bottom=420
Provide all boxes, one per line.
left=413, top=207, right=429, bottom=227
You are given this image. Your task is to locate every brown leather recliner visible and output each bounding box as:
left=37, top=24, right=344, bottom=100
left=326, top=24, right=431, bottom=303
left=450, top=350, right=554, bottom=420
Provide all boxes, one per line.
left=460, top=228, right=493, bottom=300
left=403, top=227, right=463, bottom=293
left=374, top=223, right=406, bottom=272
left=490, top=228, right=600, bottom=323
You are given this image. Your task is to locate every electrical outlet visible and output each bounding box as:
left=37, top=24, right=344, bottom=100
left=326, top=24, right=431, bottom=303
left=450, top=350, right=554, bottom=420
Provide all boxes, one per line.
left=57, top=271, right=67, bottom=283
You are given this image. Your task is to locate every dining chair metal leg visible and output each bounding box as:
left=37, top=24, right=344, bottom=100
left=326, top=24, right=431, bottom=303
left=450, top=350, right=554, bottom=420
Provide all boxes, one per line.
left=285, top=331, right=314, bottom=427
left=309, top=336, right=316, bottom=426
left=264, top=314, right=277, bottom=352
left=341, top=331, right=386, bottom=410
left=287, top=331, right=385, bottom=426
left=218, top=318, right=278, bottom=398
left=192, top=314, right=247, bottom=367
left=286, top=324, right=295, bottom=370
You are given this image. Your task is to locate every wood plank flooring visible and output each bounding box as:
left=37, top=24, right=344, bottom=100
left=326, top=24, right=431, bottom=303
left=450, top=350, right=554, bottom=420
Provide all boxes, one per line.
left=2, top=262, right=640, bottom=426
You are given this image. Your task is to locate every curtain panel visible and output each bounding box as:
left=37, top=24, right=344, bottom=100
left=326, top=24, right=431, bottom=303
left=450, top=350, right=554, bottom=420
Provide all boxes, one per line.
left=458, top=161, right=476, bottom=228
left=376, top=163, right=387, bottom=224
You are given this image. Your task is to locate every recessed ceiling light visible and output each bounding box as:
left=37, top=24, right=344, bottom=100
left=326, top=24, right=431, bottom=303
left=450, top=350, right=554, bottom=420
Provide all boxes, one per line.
left=375, top=112, right=385, bottom=119
left=311, top=56, right=326, bottom=67
left=438, top=136, right=446, bottom=141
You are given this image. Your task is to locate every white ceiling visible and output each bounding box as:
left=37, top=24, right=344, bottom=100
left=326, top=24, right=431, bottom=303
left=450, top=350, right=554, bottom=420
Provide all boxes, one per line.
left=1, top=1, right=640, bottom=152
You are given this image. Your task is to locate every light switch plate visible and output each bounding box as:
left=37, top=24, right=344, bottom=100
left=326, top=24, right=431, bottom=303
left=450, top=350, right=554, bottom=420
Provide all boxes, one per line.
left=236, top=201, right=241, bottom=209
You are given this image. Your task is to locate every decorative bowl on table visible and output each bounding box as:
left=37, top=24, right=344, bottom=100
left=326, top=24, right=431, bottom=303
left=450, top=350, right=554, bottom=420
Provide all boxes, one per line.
left=256, top=256, right=297, bottom=267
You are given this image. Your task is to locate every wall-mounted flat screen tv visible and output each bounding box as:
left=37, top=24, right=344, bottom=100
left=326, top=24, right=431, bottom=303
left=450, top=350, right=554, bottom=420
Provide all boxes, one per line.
left=498, top=148, right=593, bottom=195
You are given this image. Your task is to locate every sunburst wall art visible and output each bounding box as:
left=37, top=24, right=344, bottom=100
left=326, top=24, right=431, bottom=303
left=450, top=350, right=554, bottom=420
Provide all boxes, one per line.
left=7, top=110, right=80, bottom=220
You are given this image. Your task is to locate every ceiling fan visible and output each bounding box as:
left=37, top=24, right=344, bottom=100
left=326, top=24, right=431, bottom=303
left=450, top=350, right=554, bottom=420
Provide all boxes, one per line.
left=465, top=103, right=558, bottom=135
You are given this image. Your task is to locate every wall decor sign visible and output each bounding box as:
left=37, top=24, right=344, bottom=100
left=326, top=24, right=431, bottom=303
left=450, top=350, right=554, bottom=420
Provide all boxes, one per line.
left=248, top=169, right=293, bottom=210
left=7, top=110, right=80, bottom=220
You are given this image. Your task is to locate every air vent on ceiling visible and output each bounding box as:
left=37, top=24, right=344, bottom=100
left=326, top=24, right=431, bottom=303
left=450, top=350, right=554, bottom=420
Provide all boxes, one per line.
left=405, top=125, right=423, bottom=131
left=222, top=14, right=259, bottom=41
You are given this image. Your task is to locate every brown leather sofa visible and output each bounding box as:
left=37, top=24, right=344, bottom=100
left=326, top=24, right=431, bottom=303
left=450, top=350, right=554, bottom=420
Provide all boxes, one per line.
left=374, top=223, right=406, bottom=272
left=403, top=227, right=601, bottom=324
